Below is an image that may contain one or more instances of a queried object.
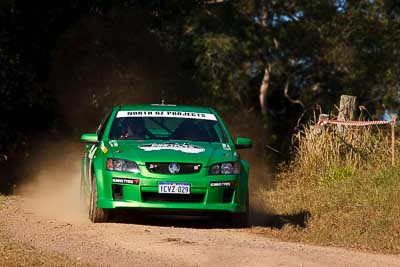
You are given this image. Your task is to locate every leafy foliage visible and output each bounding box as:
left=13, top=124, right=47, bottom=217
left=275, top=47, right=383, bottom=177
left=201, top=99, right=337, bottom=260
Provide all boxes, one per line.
left=0, top=0, right=399, bottom=159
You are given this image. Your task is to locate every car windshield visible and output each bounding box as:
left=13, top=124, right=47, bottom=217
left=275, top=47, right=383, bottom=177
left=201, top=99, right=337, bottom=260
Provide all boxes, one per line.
left=109, top=114, right=228, bottom=143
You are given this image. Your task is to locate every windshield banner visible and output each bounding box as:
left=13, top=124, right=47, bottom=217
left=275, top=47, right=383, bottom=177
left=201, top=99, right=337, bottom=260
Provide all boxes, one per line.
left=116, top=111, right=217, bottom=121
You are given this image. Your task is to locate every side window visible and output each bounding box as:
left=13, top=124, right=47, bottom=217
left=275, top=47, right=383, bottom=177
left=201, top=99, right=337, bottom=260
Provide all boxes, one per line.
left=96, top=110, right=112, bottom=140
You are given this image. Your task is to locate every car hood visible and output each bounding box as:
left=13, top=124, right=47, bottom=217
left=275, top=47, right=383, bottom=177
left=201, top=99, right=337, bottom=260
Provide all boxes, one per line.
left=107, top=140, right=235, bottom=166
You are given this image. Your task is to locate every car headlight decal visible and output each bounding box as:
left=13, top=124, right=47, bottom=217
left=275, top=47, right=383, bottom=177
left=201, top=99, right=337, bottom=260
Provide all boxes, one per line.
left=106, top=158, right=140, bottom=173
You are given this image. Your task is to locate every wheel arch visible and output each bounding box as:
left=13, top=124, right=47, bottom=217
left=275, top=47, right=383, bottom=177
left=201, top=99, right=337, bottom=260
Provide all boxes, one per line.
left=90, top=158, right=108, bottom=201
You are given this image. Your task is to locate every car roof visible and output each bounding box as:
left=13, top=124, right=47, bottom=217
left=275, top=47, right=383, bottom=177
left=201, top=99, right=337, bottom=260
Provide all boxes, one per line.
left=117, top=104, right=215, bottom=114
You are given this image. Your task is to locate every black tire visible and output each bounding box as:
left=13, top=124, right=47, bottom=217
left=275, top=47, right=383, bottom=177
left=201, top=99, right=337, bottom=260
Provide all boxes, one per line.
left=230, top=191, right=249, bottom=228
left=89, top=174, right=109, bottom=223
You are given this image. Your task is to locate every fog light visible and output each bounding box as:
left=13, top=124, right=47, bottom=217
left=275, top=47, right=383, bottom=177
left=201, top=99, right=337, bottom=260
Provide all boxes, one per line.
left=112, top=184, right=123, bottom=200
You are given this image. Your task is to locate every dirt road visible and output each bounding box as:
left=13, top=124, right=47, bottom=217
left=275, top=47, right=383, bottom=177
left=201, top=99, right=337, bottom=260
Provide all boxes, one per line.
left=0, top=196, right=399, bottom=267
left=1, top=142, right=398, bottom=266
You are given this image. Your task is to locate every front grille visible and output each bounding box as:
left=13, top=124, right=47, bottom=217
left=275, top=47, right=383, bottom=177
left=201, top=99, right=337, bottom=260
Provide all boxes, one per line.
left=141, top=192, right=205, bottom=203
left=146, top=162, right=202, bottom=174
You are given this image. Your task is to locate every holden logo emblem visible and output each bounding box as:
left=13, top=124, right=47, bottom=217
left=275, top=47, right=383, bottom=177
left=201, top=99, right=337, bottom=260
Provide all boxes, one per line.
left=168, top=163, right=181, bottom=174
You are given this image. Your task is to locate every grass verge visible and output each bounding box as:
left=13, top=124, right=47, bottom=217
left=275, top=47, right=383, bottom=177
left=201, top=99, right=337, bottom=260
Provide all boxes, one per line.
left=257, top=123, right=400, bottom=253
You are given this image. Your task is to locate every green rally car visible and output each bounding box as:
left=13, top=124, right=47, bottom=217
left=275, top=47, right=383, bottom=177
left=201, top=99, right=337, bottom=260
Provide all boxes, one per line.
left=80, top=104, right=252, bottom=226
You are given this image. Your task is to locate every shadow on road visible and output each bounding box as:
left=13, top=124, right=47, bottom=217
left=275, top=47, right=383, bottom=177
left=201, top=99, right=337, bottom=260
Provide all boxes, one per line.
left=250, top=210, right=311, bottom=229
left=110, top=211, right=234, bottom=229
left=106, top=209, right=311, bottom=230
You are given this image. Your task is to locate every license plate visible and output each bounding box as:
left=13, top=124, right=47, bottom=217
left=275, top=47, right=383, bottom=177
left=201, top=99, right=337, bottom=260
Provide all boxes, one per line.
left=158, top=182, right=191, bottom=194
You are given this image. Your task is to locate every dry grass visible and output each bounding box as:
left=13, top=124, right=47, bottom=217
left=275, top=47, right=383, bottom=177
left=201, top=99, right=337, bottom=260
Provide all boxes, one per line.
left=287, top=123, right=392, bottom=186
left=257, top=122, right=400, bottom=253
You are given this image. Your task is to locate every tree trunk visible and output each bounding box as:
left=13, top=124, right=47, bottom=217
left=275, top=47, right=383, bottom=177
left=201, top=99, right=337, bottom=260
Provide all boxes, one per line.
left=258, top=1, right=270, bottom=115
left=260, top=0, right=268, bottom=27
left=337, top=95, right=356, bottom=135
left=259, top=64, right=271, bottom=115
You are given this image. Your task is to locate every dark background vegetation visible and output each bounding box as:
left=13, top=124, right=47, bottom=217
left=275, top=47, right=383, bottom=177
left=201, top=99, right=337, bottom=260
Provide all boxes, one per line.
left=1, top=0, right=399, bottom=193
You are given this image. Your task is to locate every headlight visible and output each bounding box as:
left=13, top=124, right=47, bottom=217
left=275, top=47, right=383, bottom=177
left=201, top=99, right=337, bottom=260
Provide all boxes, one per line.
left=209, top=162, right=240, bottom=175
left=210, top=164, right=220, bottom=174
left=106, top=158, right=140, bottom=173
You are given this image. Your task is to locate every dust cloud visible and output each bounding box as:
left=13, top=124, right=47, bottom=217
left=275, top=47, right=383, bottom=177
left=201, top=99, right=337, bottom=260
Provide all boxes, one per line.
left=17, top=140, right=87, bottom=222
left=247, top=158, right=276, bottom=226
left=224, top=113, right=277, bottom=226
left=14, top=8, right=276, bottom=225
left=14, top=9, right=183, bottom=222
left=13, top=9, right=183, bottom=223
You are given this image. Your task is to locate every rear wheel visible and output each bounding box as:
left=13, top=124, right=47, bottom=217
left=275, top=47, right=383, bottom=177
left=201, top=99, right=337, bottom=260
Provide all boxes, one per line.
left=89, top=174, right=109, bottom=223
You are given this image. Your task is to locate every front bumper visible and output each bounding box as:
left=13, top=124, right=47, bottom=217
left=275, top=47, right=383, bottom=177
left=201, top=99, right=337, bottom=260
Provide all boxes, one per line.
left=95, top=168, right=247, bottom=213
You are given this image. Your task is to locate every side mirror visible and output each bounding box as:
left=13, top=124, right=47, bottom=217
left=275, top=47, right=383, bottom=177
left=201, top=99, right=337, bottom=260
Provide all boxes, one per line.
left=235, top=137, right=252, bottom=149
left=81, top=133, right=99, bottom=144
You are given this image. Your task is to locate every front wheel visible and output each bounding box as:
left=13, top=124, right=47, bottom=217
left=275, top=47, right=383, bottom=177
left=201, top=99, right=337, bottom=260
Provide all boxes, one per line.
left=229, top=191, right=249, bottom=228
left=80, top=174, right=89, bottom=210
left=89, top=174, right=109, bottom=223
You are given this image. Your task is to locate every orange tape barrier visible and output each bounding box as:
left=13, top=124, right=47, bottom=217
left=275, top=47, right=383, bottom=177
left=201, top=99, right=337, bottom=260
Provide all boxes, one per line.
left=317, top=120, right=391, bottom=126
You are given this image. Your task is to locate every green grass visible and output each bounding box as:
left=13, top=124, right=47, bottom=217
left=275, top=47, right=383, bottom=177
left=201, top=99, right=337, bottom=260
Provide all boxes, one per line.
left=257, top=123, right=400, bottom=253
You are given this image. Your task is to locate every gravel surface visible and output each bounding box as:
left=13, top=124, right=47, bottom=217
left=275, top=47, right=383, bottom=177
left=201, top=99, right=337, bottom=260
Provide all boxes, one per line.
left=1, top=196, right=399, bottom=267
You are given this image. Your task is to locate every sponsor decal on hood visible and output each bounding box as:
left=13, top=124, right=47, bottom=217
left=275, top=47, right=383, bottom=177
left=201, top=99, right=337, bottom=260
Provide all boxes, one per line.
left=109, top=140, right=118, bottom=147
left=138, top=143, right=205, bottom=154
left=222, top=143, right=231, bottom=151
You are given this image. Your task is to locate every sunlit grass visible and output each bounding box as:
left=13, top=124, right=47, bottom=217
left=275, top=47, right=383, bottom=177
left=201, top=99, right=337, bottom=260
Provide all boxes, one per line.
left=259, top=123, right=400, bottom=253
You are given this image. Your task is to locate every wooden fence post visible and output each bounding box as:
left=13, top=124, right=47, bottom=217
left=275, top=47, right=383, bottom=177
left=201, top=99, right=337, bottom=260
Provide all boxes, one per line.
left=392, top=118, right=397, bottom=166
left=337, top=95, right=357, bottom=135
